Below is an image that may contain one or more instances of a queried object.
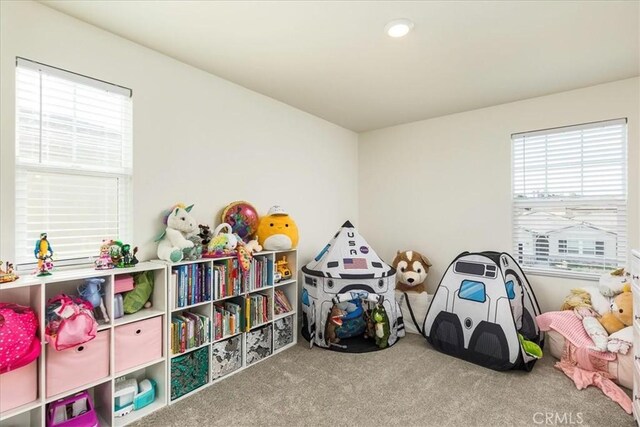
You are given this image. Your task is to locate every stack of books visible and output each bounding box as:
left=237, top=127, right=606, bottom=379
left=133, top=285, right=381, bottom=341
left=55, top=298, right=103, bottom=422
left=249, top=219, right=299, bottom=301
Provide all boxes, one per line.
left=171, top=311, right=211, bottom=355
left=245, top=256, right=274, bottom=292
left=274, top=289, right=293, bottom=315
left=171, top=263, right=211, bottom=308
left=213, top=301, right=243, bottom=340
left=246, top=293, right=270, bottom=329
left=213, top=259, right=242, bottom=299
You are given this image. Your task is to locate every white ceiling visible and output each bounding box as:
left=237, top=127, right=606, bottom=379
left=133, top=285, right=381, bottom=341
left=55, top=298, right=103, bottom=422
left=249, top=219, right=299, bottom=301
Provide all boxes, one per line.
left=42, top=1, right=639, bottom=132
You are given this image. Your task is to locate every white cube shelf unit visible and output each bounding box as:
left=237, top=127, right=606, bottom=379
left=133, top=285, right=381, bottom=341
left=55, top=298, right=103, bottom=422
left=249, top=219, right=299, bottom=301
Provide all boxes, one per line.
left=159, top=249, right=298, bottom=404
left=0, top=262, right=168, bottom=427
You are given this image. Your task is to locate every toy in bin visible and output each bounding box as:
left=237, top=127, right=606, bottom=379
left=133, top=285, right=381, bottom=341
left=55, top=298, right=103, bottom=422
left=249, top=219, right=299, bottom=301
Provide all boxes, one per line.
left=114, top=378, right=157, bottom=417
left=47, top=391, right=99, bottom=427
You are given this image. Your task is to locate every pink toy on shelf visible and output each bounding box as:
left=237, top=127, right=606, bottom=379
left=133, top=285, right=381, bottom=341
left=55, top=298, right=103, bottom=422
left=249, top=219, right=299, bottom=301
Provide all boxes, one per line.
left=46, top=390, right=99, bottom=427
left=114, top=275, right=134, bottom=294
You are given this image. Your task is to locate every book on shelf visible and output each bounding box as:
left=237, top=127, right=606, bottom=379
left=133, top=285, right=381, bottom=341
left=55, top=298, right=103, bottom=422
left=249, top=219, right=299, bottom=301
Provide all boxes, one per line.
left=245, top=256, right=274, bottom=292
left=213, top=301, right=243, bottom=340
left=172, top=263, right=211, bottom=309
left=274, top=289, right=293, bottom=315
left=246, top=293, right=270, bottom=330
left=213, top=259, right=243, bottom=300
left=171, top=311, right=211, bottom=355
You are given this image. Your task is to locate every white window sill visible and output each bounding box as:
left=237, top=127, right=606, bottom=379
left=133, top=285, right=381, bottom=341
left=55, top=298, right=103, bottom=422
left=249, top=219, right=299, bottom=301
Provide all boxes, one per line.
left=522, top=267, right=600, bottom=282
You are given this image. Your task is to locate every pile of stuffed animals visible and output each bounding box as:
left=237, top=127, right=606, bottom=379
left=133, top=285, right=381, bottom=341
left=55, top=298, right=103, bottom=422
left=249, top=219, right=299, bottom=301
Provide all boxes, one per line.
left=155, top=201, right=299, bottom=272
left=561, top=267, right=633, bottom=354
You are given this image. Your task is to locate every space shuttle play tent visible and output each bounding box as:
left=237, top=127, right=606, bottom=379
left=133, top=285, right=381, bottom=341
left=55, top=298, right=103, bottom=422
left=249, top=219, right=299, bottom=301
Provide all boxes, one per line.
left=301, top=221, right=405, bottom=352
left=423, top=251, right=543, bottom=371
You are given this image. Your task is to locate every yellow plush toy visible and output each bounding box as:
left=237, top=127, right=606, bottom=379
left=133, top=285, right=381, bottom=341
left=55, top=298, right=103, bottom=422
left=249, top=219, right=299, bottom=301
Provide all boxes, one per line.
left=599, top=290, right=633, bottom=334
left=256, top=205, right=299, bottom=250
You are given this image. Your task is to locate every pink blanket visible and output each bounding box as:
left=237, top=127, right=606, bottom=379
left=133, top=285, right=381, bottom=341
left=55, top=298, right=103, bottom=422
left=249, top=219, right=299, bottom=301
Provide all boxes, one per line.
left=537, top=311, right=631, bottom=414
left=536, top=311, right=615, bottom=361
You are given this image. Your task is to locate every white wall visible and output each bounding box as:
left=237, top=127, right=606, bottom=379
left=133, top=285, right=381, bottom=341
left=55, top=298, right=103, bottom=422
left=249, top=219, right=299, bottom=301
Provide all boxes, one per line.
left=2, top=1, right=637, bottom=315
left=0, top=1, right=358, bottom=268
left=359, top=78, right=639, bottom=312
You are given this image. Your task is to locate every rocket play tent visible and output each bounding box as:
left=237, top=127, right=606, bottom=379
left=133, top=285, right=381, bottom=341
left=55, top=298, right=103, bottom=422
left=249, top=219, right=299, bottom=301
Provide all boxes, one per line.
left=301, top=221, right=405, bottom=352
left=423, top=251, right=543, bottom=371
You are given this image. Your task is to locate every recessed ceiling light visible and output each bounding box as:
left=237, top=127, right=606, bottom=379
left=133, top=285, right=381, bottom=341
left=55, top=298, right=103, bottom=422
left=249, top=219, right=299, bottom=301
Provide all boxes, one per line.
left=385, top=19, right=414, bottom=38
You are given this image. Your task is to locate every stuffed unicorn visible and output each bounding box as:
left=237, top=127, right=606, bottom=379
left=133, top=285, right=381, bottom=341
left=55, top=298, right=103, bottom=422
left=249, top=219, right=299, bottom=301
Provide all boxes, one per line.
left=156, top=204, right=198, bottom=263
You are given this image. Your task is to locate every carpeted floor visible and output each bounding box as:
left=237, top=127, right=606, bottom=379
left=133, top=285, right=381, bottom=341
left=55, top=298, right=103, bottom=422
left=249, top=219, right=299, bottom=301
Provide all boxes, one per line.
left=132, top=334, right=634, bottom=426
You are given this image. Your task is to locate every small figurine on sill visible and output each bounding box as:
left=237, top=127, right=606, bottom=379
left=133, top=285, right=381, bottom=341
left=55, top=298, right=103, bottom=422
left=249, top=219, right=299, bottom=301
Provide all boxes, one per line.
left=35, top=232, right=53, bottom=276
left=109, top=241, right=124, bottom=267
left=0, top=260, right=19, bottom=283
left=121, top=243, right=139, bottom=268
left=95, top=240, right=115, bottom=270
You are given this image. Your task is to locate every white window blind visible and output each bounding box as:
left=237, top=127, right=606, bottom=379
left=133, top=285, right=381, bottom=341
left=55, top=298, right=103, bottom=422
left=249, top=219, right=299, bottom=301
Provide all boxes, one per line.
left=512, top=118, right=627, bottom=278
left=15, top=58, right=133, bottom=266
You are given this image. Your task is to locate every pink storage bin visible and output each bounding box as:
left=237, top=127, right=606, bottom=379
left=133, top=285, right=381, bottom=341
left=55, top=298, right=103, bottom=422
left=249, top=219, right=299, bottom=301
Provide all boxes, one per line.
left=114, top=275, right=134, bottom=294
left=0, top=360, right=38, bottom=412
left=115, top=316, right=162, bottom=373
left=46, top=330, right=109, bottom=398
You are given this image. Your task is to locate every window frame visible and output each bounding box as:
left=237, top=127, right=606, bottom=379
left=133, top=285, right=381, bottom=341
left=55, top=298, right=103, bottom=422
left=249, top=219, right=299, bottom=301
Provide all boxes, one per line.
left=511, top=118, right=628, bottom=280
left=14, top=58, right=133, bottom=269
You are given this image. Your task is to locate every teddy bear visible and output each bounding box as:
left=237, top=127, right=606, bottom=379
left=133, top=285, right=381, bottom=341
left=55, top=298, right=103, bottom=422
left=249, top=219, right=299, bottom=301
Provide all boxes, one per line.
left=156, top=204, right=197, bottom=263
left=392, top=250, right=432, bottom=293
left=599, top=290, right=632, bottom=335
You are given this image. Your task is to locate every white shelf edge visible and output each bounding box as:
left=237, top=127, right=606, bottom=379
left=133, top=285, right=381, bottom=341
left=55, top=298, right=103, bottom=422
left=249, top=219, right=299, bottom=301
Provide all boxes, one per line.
left=0, top=399, right=42, bottom=422
left=248, top=320, right=272, bottom=331
left=273, top=311, right=296, bottom=321
left=211, top=331, right=242, bottom=344
left=114, top=308, right=164, bottom=326
left=114, top=357, right=166, bottom=377
left=274, top=278, right=296, bottom=287
left=171, top=299, right=211, bottom=312
left=45, top=375, right=112, bottom=404
left=246, top=286, right=273, bottom=294
left=114, top=399, right=165, bottom=427
left=170, top=341, right=210, bottom=359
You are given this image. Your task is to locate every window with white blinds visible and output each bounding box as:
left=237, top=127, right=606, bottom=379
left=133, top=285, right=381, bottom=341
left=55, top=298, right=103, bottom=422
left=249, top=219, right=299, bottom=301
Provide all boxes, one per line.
left=512, top=118, right=627, bottom=278
left=15, top=58, right=133, bottom=267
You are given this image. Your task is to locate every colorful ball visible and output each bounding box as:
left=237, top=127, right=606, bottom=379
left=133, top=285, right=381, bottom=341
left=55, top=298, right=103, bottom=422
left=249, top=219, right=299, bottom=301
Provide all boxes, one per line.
left=221, top=201, right=259, bottom=242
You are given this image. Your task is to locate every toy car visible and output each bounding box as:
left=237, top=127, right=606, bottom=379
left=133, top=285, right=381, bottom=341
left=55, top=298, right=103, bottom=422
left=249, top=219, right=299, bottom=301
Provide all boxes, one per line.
left=47, top=391, right=99, bottom=427
left=276, top=257, right=292, bottom=281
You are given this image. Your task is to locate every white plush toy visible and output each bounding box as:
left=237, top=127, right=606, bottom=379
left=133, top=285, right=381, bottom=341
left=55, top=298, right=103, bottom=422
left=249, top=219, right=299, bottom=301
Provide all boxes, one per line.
left=156, top=204, right=198, bottom=263
left=599, top=268, right=631, bottom=297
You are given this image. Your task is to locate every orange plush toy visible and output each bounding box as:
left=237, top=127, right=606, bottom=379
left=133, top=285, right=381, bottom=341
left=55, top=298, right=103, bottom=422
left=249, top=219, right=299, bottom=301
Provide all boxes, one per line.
left=599, top=290, right=633, bottom=334
left=256, top=205, right=299, bottom=251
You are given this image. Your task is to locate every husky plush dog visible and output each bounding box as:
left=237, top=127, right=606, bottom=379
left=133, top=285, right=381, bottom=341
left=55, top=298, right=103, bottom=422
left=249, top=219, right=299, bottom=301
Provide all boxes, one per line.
left=392, top=250, right=432, bottom=293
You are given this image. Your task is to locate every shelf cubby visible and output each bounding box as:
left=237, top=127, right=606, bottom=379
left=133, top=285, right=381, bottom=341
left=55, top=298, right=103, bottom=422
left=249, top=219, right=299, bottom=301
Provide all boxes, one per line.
left=0, top=262, right=168, bottom=427
left=113, top=360, right=167, bottom=427
left=159, top=248, right=297, bottom=405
